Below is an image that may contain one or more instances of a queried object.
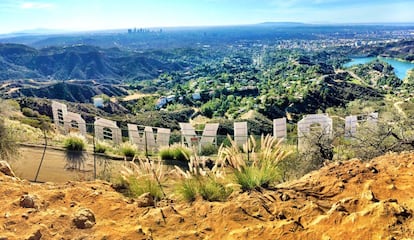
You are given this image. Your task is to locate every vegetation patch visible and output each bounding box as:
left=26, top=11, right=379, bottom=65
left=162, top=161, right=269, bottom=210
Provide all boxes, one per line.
left=63, top=134, right=86, bottom=152
left=218, top=135, right=290, bottom=191
left=118, top=142, right=138, bottom=158
left=159, top=144, right=191, bottom=161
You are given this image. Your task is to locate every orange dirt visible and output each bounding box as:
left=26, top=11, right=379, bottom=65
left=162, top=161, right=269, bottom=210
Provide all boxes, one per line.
left=1, top=152, right=414, bottom=239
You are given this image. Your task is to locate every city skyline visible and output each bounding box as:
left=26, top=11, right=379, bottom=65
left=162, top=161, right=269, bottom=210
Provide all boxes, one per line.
left=1, top=0, right=414, bottom=34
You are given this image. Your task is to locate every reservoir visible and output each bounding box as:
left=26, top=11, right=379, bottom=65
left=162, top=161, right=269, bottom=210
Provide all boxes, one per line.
left=344, top=57, right=414, bottom=80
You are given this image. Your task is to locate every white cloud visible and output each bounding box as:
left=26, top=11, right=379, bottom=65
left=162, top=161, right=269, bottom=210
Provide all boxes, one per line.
left=20, top=2, right=54, bottom=9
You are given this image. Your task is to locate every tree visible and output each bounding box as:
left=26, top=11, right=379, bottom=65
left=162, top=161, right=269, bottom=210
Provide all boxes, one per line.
left=349, top=112, right=414, bottom=160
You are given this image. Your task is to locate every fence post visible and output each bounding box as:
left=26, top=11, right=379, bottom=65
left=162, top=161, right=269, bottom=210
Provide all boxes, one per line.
left=34, top=129, right=47, bottom=182
left=144, top=131, right=148, bottom=158
left=93, top=126, right=97, bottom=180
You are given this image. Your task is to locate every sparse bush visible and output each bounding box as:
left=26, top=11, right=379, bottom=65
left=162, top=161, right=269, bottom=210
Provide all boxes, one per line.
left=118, top=142, right=138, bottom=158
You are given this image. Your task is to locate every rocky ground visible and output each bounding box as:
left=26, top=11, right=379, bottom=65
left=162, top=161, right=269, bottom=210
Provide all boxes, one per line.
left=1, top=152, right=414, bottom=239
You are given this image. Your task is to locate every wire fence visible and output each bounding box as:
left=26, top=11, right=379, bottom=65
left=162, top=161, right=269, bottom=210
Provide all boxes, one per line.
left=5, top=117, right=301, bottom=183
left=6, top=115, right=366, bottom=183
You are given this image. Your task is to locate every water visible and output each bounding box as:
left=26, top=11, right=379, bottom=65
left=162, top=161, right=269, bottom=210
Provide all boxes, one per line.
left=344, top=57, right=414, bottom=80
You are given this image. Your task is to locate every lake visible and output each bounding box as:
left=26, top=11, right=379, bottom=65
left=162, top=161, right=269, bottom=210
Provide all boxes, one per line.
left=344, top=57, right=414, bottom=80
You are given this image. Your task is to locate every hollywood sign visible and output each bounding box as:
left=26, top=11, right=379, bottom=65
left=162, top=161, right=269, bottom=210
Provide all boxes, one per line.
left=51, top=101, right=377, bottom=150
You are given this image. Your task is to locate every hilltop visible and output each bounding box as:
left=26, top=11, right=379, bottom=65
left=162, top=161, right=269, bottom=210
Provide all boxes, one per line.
left=1, top=152, right=413, bottom=239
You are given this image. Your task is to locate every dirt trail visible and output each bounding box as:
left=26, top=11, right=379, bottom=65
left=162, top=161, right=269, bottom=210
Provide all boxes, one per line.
left=1, top=152, right=414, bottom=239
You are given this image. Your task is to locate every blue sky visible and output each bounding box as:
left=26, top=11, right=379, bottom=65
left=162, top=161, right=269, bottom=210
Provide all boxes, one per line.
left=0, top=0, right=414, bottom=34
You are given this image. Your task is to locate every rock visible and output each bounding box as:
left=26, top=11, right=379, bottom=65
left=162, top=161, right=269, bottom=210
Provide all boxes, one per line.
left=27, top=229, right=42, bottom=240
left=73, top=208, right=96, bottom=229
left=0, top=236, right=8, bottom=240
left=0, top=161, right=15, bottom=177
left=136, top=225, right=152, bottom=236
left=136, top=225, right=144, bottom=234
left=362, top=190, right=378, bottom=202
left=365, top=163, right=379, bottom=173
left=137, top=192, right=155, bottom=208
left=19, top=194, right=36, bottom=208
left=327, top=202, right=347, bottom=215
left=280, top=193, right=290, bottom=201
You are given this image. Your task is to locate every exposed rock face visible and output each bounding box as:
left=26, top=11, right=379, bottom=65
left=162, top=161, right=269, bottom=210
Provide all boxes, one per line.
left=73, top=208, right=96, bottom=229
left=0, top=161, right=15, bottom=177
left=1, top=152, right=414, bottom=239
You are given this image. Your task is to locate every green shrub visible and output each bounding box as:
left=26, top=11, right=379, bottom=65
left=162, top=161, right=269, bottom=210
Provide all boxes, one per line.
left=159, top=147, right=174, bottom=160
left=159, top=144, right=191, bottom=161
left=200, top=143, right=218, bottom=156
left=118, top=142, right=138, bottom=158
left=63, top=134, right=86, bottom=151
left=171, top=145, right=191, bottom=161
left=21, top=107, right=39, bottom=118
left=94, top=141, right=111, bottom=154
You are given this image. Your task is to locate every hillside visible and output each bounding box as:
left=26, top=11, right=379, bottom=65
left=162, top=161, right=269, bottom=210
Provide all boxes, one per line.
left=0, top=43, right=189, bottom=81
left=1, top=152, right=413, bottom=239
left=19, top=82, right=128, bottom=103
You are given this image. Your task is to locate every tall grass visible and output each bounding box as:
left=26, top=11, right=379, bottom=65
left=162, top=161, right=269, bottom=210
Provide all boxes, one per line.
left=175, top=152, right=231, bottom=202
left=94, top=140, right=112, bottom=154
left=63, top=134, right=87, bottom=170
left=177, top=178, right=198, bottom=202
left=118, top=157, right=166, bottom=200
left=63, top=134, right=86, bottom=151
left=118, top=142, right=138, bottom=158
left=159, top=144, right=192, bottom=161
left=198, top=177, right=232, bottom=202
left=217, top=134, right=290, bottom=191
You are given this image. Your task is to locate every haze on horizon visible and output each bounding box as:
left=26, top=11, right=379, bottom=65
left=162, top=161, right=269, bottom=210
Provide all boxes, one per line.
left=1, top=0, right=414, bottom=34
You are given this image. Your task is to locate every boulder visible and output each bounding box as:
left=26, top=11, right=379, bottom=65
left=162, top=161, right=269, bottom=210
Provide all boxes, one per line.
left=19, top=194, right=37, bottom=208
left=73, top=208, right=96, bottom=229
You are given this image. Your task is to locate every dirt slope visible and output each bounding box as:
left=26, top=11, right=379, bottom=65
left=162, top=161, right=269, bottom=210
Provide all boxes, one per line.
left=1, top=152, right=414, bottom=239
